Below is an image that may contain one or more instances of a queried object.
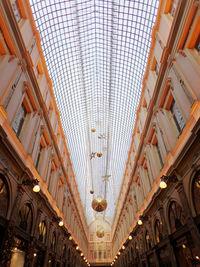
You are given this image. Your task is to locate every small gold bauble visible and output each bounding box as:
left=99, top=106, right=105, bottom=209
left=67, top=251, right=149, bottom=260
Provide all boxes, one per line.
left=96, top=228, right=105, bottom=238
left=97, top=152, right=102, bottom=158
left=91, top=128, right=96, bottom=132
left=90, top=189, right=94, bottom=194
left=92, top=196, right=107, bottom=212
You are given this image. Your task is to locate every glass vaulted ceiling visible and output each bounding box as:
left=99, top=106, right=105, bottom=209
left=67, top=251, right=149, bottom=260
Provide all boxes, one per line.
left=30, top=0, right=159, bottom=225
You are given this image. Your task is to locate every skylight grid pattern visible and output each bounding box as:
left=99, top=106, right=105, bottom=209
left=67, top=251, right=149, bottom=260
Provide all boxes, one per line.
left=30, top=0, right=159, bottom=225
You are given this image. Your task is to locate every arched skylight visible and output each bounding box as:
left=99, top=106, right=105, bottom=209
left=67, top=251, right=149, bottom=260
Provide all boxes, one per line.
left=30, top=0, right=159, bottom=225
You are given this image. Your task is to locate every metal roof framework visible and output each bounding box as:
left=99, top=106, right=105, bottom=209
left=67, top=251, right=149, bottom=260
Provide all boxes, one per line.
left=30, top=0, right=159, bottom=225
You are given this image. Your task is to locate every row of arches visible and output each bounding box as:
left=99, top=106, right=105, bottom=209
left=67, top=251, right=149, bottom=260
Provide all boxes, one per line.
left=116, top=170, right=200, bottom=267
left=0, top=173, right=82, bottom=267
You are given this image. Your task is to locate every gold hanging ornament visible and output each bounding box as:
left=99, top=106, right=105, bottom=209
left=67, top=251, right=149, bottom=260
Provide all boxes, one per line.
left=90, top=189, right=94, bottom=194
left=96, top=227, right=105, bottom=238
left=92, top=195, right=107, bottom=212
left=97, top=152, right=102, bottom=158
left=91, top=128, right=96, bottom=133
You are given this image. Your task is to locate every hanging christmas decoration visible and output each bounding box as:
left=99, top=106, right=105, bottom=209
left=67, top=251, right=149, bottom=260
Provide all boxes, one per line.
left=102, top=173, right=111, bottom=181
left=97, top=152, right=102, bottom=158
left=89, top=152, right=96, bottom=160
left=91, top=128, right=96, bottom=133
left=90, top=189, right=94, bottom=194
left=92, top=195, right=107, bottom=212
left=98, top=134, right=106, bottom=140
left=96, top=226, right=105, bottom=238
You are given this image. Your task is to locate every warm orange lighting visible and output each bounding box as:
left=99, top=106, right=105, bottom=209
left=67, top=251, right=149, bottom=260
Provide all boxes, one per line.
left=33, top=253, right=37, bottom=257
left=81, top=253, right=83, bottom=256
left=118, top=252, right=120, bottom=255
left=69, top=236, right=72, bottom=240
left=138, top=219, right=143, bottom=225
left=182, top=244, right=186, bottom=249
left=128, top=235, right=132, bottom=240
left=122, top=245, right=125, bottom=250
left=76, top=246, right=79, bottom=250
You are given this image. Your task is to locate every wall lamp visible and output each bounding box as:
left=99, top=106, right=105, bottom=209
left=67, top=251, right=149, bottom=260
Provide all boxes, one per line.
left=128, top=235, right=132, bottom=240
left=138, top=215, right=148, bottom=225
left=159, top=174, right=178, bottom=189
left=22, top=178, right=40, bottom=192
left=53, top=217, right=64, bottom=227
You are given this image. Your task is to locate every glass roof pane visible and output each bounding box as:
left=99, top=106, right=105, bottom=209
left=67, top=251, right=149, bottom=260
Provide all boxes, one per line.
left=30, top=0, right=159, bottom=225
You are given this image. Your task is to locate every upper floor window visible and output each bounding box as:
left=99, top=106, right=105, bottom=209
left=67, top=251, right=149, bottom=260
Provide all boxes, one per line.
left=170, top=99, right=186, bottom=133
left=155, top=61, right=160, bottom=76
left=3, top=69, right=22, bottom=110
left=155, top=141, right=164, bottom=168
left=169, top=0, right=178, bottom=17
left=12, top=103, right=27, bottom=137
left=0, top=175, right=9, bottom=218
left=29, top=38, right=36, bottom=54
left=11, top=0, right=22, bottom=23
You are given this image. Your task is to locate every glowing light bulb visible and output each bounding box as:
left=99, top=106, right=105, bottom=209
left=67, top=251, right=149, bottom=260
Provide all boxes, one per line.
left=159, top=181, right=167, bottom=189
left=33, top=185, right=40, bottom=192
left=59, top=220, right=64, bottom=227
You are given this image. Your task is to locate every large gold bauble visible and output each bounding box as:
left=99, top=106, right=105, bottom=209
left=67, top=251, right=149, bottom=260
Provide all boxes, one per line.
left=96, top=228, right=105, bottom=238
left=92, top=196, right=107, bottom=212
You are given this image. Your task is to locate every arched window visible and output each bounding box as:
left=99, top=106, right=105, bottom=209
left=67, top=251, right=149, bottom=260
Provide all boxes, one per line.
left=0, top=175, right=9, bottom=218
left=19, top=203, right=33, bottom=233
left=62, top=244, right=67, bottom=258
left=131, top=247, right=134, bottom=260
left=51, top=232, right=56, bottom=251
left=38, top=221, right=47, bottom=243
left=135, top=242, right=139, bottom=258
left=169, top=201, right=185, bottom=233
left=155, top=219, right=163, bottom=243
left=145, top=231, right=152, bottom=250
left=67, top=248, right=71, bottom=261
left=192, top=170, right=200, bottom=215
